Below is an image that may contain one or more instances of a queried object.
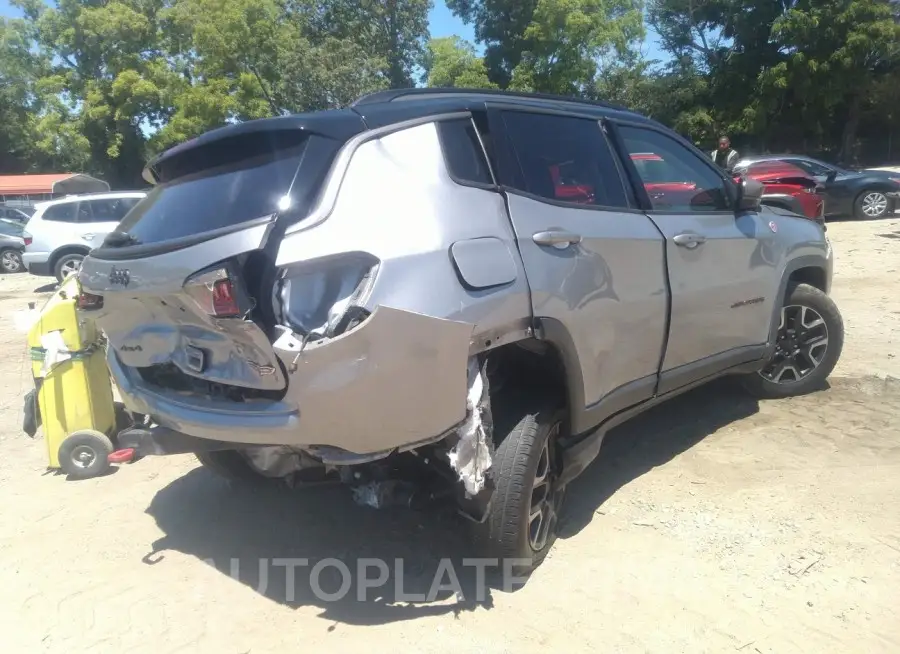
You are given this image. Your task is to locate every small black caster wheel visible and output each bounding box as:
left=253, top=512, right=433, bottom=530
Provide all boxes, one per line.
left=58, top=430, right=114, bottom=479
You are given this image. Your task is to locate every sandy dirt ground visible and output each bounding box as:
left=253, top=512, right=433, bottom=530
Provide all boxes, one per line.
left=0, top=218, right=898, bottom=653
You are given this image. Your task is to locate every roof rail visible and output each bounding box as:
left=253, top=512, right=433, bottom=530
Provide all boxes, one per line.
left=352, top=87, right=632, bottom=113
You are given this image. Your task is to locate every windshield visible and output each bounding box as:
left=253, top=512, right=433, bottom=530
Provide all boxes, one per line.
left=111, top=143, right=307, bottom=246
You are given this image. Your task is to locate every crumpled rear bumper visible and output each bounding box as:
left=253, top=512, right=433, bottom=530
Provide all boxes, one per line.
left=109, top=306, right=475, bottom=459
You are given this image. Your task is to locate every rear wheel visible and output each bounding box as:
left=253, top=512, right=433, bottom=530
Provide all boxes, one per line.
left=481, top=403, right=565, bottom=572
left=854, top=190, right=889, bottom=220
left=196, top=450, right=265, bottom=484
left=0, top=249, right=23, bottom=273
left=744, top=283, right=844, bottom=398
left=54, top=253, right=85, bottom=282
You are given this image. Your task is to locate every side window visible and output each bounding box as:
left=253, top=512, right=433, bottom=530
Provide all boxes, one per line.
left=437, top=118, right=493, bottom=186
left=120, top=197, right=141, bottom=215
left=618, top=126, right=732, bottom=212
left=76, top=202, right=93, bottom=222
left=500, top=111, right=628, bottom=209
left=785, top=158, right=831, bottom=176
left=42, top=203, right=78, bottom=222
left=88, top=198, right=135, bottom=222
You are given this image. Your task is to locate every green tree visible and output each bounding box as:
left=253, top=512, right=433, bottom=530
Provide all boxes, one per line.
left=153, top=0, right=393, bottom=149
left=647, top=0, right=900, bottom=159
left=10, top=0, right=185, bottom=185
left=423, top=36, right=496, bottom=88
left=0, top=16, right=44, bottom=172
left=761, top=0, right=900, bottom=160
left=448, top=0, right=644, bottom=93
left=446, top=0, right=539, bottom=87
left=305, top=0, right=432, bottom=89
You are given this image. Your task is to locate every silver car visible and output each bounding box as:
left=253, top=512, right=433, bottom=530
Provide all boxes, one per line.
left=78, top=89, right=843, bottom=570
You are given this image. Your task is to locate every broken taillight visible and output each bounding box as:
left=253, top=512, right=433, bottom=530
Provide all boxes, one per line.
left=77, top=291, right=104, bottom=310
left=184, top=267, right=244, bottom=318
left=211, top=278, right=240, bottom=317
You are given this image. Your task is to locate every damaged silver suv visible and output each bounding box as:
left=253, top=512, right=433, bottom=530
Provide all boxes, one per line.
left=79, top=88, right=843, bottom=570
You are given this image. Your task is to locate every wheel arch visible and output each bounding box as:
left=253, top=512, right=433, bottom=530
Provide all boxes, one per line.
left=485, top=319, right=581, bottom=437
left=767, top=255, right=831, bottom=350
left=49, top=244, right=91, bottom=271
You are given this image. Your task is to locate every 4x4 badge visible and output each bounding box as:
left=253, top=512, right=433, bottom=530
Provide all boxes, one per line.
left=109, top=266, right=130, bottom=286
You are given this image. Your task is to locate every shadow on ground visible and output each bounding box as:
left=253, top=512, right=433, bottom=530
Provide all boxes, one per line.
left=143, top=379, right=760, bottom=626
left=559, top=379, right=760, bottom=537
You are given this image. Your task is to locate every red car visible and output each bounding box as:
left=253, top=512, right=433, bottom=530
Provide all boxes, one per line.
left=735, top=160, right=824, bottom=223
left=628, top=153, right=825, bottom=223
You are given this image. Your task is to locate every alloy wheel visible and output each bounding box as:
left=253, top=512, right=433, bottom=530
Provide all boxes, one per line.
left=1, top=250, right=22, bottom=273
left=861, top=192, right=888, bottom=218
left=60, top=258, right=81, bottom=278
left=528, top=424, right=563, bottom=552
left=759, top=304, right=829, bottom=384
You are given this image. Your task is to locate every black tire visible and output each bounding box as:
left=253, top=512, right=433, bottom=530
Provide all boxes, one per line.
left=853, top=189, right=890, bottom=220
left=58, top=430, right=114, bottom=479
left=196, top=450, right=265, bottom=484
left=53, top=253, right=85, bottom=283
left=481, top=404, right=565, bottom=572
left=743, top=283, right=844, bottom=399
left=0, top=248, right=23, bottom=273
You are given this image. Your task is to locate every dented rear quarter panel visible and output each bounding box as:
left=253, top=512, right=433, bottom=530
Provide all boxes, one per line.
left=80, top=117, right=533, bottom=455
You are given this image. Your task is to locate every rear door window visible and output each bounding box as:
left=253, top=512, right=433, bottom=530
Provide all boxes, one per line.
left=87, top=198, right=140, bottom=222
left=499, top=111, right=629, bottom=209
left=114, top=145, right=307, bottom=246
left=42, top=203, right=78, bottom=222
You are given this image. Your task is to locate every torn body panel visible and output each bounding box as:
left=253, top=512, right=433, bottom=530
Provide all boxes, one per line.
left=110, top=305, right=475, bottom=456
left=274, top=121, right=533, bottom=357
left=448, top=357, right=494, bottom=497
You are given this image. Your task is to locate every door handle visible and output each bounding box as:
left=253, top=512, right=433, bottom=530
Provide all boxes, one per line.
left=533, top=230, right=583, bottom=249
left=672, top=232, right=707, bottom=248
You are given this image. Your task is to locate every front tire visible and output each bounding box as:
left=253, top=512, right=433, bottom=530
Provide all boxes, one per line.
left=854, top=190, right=889, bottom=220
left=481, top=404, right=565, bottom=572
left=744, top=283, right=844, bottom=399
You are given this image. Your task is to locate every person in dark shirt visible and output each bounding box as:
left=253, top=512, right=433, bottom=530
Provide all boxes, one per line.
left=711, top=136, right=739, bottom=172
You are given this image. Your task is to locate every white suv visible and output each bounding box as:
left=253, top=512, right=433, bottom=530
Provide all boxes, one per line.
left=23, top=191, right=146, bottom=281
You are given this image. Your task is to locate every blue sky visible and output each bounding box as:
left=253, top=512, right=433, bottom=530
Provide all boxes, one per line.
left=2, top=0, right=665, bottom=63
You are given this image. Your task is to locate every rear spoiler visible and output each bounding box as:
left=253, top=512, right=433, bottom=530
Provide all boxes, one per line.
left=142, top=111, right=366, bottom=185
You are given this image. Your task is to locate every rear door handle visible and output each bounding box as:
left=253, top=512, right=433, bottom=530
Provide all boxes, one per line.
left=533, top=230, right=583, bottom=249
left=672, top=232, right=707, bottom=248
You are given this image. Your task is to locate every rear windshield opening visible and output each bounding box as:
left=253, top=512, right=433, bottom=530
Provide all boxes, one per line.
left=110, top=136, right=309, bottom=247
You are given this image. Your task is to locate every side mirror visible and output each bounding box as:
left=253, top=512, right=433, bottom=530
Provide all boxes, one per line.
left=825, top=170, right=837, bottom=183
left=737, top=177, right=764, bottom=212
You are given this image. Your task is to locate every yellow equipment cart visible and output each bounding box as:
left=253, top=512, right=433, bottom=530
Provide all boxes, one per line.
left=24, top=275, right=121, bottom=479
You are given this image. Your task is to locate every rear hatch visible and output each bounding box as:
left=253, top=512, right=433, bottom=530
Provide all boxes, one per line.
left=79, top=114, right=364, bottom=399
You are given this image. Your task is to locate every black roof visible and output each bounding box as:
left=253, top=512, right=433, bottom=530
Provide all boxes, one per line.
left=353, top=87, right=633, bottom=112
left=145, top=88, right=652, bottom=183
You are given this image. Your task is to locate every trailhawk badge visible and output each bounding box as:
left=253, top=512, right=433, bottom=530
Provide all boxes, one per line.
left=109, top=266, right=131, bottom=286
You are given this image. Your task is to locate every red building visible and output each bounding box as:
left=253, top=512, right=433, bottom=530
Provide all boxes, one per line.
left=0, top=173, right=110, bottom=207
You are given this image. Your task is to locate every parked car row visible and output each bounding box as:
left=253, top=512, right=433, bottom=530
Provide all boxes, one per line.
left=16, top=192, right=146, bottom=281
left=733, top=155, right=900, bottom=221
